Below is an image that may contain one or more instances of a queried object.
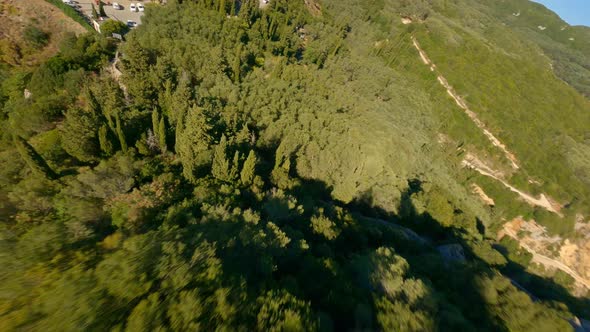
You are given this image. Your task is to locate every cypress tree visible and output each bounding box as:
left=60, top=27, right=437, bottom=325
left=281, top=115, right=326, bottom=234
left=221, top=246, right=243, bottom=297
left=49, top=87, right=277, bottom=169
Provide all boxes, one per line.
left=152, top=109, right=160, bottom=135
left=91, top=4, right=99, bottom=20
left=230, top=0, right=236, bottom=16
left=177, top=107, right=214, bottom=181
left=61, top=107, right=100, bottom=162
left=212, top=135, right=232, bottom=181
left=232, top=45, right=242, bottom=82
left=115, top=114, right=128, bottom=153
left=98, top=124, right=114, bottom=156
left=151, top=109, right=167, bottom=152
left=14, top=136, right=57, bottom=179
left=98, top=1, right=106, bottom=17
left=84, top=87, right=101, bottom=115
left=158, top=117, right=167, bottom=152
left=240, top=150, right=257, bottom=185
left=136, top=132, right=150, bottom=155
left=230, top=151, right=240, bottom=180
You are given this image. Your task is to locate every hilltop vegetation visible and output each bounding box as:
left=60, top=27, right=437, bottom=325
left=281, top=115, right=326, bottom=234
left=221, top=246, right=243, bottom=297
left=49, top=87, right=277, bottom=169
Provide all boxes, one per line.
left=0, top=0, right=88, bottom=68
left=0, top=0, right=589, bottom=330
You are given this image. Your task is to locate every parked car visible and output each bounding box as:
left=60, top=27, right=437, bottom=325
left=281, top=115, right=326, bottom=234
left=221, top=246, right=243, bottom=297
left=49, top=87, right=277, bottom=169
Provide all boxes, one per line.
left=127, top=20, right=138, bottom=28
left=112, top=2, right=121, bottom=9
left=137, top=3, right=144, bottom=11
left=130, top=3, right=136, bottom=12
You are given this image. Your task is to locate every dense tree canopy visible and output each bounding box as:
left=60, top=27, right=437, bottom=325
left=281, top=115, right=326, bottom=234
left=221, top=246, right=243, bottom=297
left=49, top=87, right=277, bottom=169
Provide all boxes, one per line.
left=0, top=0, right=589, bottom=330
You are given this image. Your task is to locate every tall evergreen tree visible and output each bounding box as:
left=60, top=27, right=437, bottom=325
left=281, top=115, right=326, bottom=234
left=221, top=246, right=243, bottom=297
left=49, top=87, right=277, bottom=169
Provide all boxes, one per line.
left=232, top=45, right=242, bottom=83
left=91, top=4, right=99, bottom=20
left=158, top=117, right=167, bottom=153
left=212, top=135, right=232, bottom=181
left=176, top=107, right=214, bottom=181
left=98, top=1, right=106, bottom=17
left=211, top=135, right=240, bottom=182
left=240, top=150, right=258, bottom=185
left=115, top=114, right=128, bottom=153
left=14, top=136, right=57, bottom=179
left=61, top=107, right=100, bottom=162
left=98, top=124, right=114, bottom=156
left=230, top=0, right=236, bottom=16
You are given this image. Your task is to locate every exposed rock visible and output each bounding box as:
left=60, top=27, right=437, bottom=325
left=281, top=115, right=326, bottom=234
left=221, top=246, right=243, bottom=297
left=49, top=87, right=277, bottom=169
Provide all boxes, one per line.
left=437, top=244, right=466, bottom=263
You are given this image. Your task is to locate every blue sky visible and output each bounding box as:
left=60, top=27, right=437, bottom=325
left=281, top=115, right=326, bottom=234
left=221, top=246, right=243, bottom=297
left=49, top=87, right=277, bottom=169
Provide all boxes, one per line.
left=532, top=0, right=590, bottom=26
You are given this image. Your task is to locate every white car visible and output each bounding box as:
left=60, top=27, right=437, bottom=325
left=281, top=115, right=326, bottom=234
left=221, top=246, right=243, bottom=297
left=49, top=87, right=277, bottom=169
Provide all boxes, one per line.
left=112, top=2, right=121, bottom=10
left=127, top=20, right=138, bottom=28
left=130, top=3, right=136, bottom=12
left=137, top=3, right=144, bottom=11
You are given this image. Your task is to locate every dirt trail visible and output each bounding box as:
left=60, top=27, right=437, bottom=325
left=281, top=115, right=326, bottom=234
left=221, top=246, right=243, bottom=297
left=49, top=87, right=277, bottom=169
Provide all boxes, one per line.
left=502, top=227, right=590, bottom=290
left=411, top=37, right=520, bottom=170
left=412, top=34, right=562, bottom=214
left=462, top=154, right=562, bottom=215
left=108, top=51, right=128, bottom=97
left=471, top=184, right=495, bottom=206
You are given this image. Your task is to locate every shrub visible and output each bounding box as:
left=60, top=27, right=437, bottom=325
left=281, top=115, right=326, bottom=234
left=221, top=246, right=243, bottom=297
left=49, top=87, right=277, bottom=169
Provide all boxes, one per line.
left=23, top=25, right=49, bottom=48
left=100, top=20, right=129, bottom=37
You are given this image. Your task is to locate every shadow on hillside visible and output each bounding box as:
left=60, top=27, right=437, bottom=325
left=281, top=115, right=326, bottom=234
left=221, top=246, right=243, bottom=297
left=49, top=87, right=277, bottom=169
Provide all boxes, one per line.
left=347, top=179, right=590, bottom=323
left=183, top=174, right=587, bottom=330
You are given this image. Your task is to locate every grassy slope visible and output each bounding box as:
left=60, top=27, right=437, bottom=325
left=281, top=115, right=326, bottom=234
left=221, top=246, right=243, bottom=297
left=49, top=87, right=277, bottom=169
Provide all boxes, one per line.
left=0, top=0, right=87, bottom=67
left=384, top=0, right=590, bottom=235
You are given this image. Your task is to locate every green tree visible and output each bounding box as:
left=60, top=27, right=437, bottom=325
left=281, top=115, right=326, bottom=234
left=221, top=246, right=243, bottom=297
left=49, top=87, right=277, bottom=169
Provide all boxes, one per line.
left=100, top=20, right=128, bottom=37
left=230, top=0, right=236, bottom=16
left=114, top=114, right=127, bottom=153
left=240, top=150, right=257, bottom=185
left=158, top=117, right=167, bottom=153
left=152, top=110, right=167, bottom=152
left=61, top=107, right=100, bottom=162
left=212, top=135, right=238, bottom=182
left=98, top=124, right=114, bottom=156
left=256, top=290, right=317, bottom=331
left=176, top=107, right=214, bottom=181
left=13, top=136, right=57, bottom=179
left=91, top=4, right=99, bottom=20
left=98, top=1, right=106, bottom=17
left=23, top=25, right=49, bottom=48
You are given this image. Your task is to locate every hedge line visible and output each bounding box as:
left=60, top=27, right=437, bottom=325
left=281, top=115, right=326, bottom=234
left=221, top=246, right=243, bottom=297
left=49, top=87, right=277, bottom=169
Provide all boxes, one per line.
left=45, top=0, right=94, bottom=32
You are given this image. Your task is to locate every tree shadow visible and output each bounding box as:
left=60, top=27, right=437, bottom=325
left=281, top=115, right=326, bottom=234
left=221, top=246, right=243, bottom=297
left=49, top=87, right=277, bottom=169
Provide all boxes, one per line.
left=179, top=175, right=588, bottom=331
left=348, top=179, right=590, bottom=326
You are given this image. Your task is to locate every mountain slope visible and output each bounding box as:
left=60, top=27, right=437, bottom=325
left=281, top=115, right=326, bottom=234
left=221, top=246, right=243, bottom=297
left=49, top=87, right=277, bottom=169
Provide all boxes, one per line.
left=1, top=0, right=589, bottom=330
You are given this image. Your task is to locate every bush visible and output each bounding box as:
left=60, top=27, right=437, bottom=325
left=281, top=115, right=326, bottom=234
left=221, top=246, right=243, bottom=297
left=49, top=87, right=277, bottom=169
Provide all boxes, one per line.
left=23, top=25, right=49, bottom=48
left=100, top=20, right=129, bottom=37
left=45, top=0, right=93, bottom=31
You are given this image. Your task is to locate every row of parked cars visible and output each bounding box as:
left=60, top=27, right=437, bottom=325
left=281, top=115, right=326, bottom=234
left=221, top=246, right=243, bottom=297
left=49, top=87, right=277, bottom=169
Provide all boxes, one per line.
left=112, top=2, right=145, bottom=12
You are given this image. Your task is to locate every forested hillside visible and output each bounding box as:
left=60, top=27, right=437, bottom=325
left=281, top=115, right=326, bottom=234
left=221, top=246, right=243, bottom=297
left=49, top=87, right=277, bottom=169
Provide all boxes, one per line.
left=1, top=0, right=589, bottom=330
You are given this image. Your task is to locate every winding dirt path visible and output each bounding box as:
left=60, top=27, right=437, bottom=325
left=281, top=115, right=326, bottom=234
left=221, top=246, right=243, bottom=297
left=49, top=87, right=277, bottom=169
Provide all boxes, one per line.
left=108, top=51, right=128, bottom=97
left=411, top=37, right=520, bottom=170
left=409, top=35, right=562, bottom=216
left=503, top=227, right=590, bottom=290
left=462, top=154, right=562, bottom=215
